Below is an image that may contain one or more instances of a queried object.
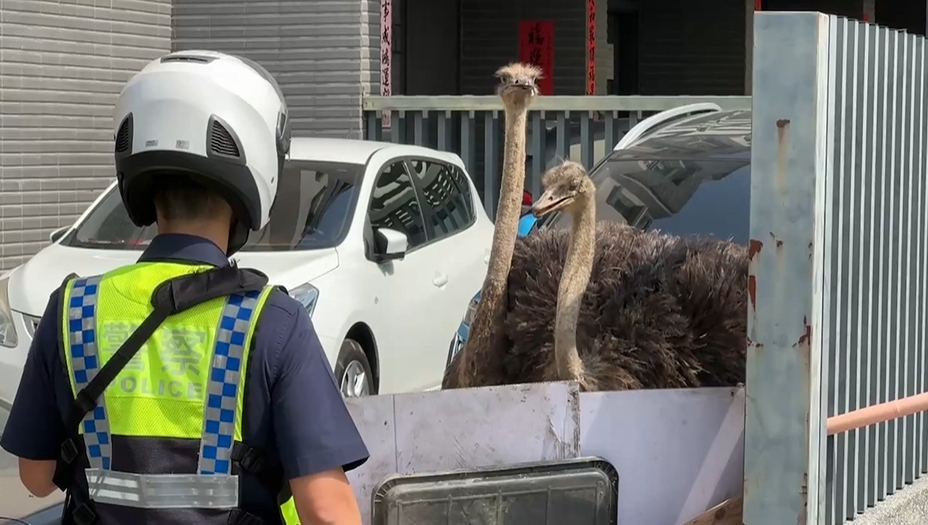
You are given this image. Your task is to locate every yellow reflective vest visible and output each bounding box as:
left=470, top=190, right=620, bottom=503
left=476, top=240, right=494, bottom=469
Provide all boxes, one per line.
left=60, top=261, right=301, bottom=524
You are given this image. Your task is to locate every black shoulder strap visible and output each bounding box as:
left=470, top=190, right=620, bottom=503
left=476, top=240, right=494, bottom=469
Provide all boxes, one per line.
left=62, top=265, right=269, bottom=452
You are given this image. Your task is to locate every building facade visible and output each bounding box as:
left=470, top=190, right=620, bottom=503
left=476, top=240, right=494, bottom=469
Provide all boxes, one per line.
left=0, top=0, right=171, bottom=270
left=0, top=0, right=925, bottom=270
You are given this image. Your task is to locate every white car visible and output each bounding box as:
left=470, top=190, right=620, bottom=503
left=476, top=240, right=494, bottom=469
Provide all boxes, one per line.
left=0, top=138, right=494, bottom=404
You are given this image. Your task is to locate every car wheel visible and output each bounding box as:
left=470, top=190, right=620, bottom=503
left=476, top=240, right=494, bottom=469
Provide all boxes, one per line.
left=335, top=339, right=375, bottom=398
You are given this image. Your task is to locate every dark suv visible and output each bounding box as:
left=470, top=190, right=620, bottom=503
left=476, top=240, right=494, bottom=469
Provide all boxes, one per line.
left=446, top=103, right=753, bottom=366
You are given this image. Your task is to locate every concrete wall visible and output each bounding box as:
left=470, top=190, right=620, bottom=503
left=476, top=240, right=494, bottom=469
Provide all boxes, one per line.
left=0, top=0, right=171, bottom=271
left=172, top=0, right=380, bottom=140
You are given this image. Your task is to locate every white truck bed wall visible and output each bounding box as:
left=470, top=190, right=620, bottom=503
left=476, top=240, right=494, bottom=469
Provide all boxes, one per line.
left=343, top=381, right=582, bottom=523
left=581, top=387, right=745, bottom=525
left=343, top=381, right=744, bottom=525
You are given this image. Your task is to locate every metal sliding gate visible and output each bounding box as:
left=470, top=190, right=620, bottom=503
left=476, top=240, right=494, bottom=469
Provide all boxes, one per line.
left=747, top=11, right=928, bottom=525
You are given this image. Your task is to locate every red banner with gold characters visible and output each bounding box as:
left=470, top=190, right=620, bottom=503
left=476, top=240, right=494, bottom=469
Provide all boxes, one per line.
left=586, top=0, right=596, bottom=95
left=518, top=21, right=554, bottom=96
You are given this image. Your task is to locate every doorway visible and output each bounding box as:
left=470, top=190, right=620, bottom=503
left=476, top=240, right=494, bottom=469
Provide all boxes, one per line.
left=608, top=0, right=640, bottom=95
left=393, top=0, right=462, bottom=95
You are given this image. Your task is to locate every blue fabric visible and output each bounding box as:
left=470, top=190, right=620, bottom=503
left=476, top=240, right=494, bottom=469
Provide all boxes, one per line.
left=517, top=214, right=537, bottom=237
left=1, top=233, right=369, bottom=519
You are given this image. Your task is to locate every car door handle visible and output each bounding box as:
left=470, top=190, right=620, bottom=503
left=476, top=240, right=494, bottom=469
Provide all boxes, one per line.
left=484, top=249, right=490, bottom=264
left=433, top=274, right=449, bottom=287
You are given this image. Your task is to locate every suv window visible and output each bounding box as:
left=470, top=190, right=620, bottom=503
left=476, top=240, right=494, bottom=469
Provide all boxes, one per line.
left=408, top=159, right=474, bottom=240
left=643, top=162, right=750, bottom=244
left=369, top=161, right=428, bottom=249
left=541, top=156, right=751, bottom=245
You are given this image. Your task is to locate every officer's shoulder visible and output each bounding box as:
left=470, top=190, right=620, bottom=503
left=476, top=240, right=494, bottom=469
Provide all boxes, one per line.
left=256, top=286, right=306, bottom=325
left=252, top=287, right=311, bottom=365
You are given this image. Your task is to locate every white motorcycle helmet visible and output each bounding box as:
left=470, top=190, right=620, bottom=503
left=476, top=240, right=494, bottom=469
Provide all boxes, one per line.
left=112, top=50, right=291, bottom=254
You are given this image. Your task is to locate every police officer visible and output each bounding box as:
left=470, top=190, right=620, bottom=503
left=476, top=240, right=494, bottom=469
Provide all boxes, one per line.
left=0, top=51, right=369, bottom=525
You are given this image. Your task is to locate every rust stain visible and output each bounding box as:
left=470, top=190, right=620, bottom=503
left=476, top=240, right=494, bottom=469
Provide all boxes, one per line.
left=776, top=119, right=790, bottom=191
left=797, top=472, right=809, bottom=525
left=795, top=315, right=812, bottom=347
left=771, top=232, right=784, bottom=267
left=747, top=240, right=762, bottom=311
left=769, top=231, right=782, bottom=246
left=748, top=239, right=763, bottom=260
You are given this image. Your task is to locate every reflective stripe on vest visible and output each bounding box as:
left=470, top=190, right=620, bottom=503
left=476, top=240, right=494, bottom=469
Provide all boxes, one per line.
left=86, top=468, right=238, bottom=508
left=67, top=275, right=111, bottom=471
left=64, top=271, right=270, bottom=511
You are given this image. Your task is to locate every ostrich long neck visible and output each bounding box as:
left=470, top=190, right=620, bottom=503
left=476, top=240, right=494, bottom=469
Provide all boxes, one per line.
left=485, top=107, right=528, bottom=282
left=451, top=103, right=529, bottom=388
left=554, top=199, right=596, bottom=382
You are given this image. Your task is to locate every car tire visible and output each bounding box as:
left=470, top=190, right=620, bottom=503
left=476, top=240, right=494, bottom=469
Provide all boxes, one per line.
left=335, top=339, right=375, bottom=398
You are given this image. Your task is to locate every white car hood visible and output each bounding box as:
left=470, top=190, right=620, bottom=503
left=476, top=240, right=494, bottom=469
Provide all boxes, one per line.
left=8, top=243, right=339, bottom=316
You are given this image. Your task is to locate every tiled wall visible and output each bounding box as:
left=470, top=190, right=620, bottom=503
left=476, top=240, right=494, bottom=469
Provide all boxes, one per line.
left=0, top=0, right=381, bottom=271
left=0, top=0, right=171, bottom=270
left=172, top=0, right=380, bottom=139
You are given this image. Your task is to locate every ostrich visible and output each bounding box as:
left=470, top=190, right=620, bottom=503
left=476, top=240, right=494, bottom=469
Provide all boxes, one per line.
left=501, top=161, right=748, bottom=391
left=525, top=162, right=595, bottom=386
left=442, top=63, right=541, bottom=389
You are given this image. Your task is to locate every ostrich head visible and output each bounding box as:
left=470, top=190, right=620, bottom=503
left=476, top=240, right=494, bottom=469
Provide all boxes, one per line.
left=530, top=161, right=595, bottom=218
left=495, top=63, right=541, bottom=108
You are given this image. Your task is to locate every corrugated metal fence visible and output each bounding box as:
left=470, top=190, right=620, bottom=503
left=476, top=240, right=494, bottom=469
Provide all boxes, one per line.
left=748, top=12, right=928, bottom=525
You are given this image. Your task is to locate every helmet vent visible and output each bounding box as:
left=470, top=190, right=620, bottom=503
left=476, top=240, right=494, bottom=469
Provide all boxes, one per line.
left=160, top=54, right=215, bottom=64
left=209, top=120, right=241, bottom=157
left=114, top=115, right=132, bottom=153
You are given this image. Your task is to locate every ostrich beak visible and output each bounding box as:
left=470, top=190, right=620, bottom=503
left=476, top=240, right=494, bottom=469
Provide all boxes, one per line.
left=531, top=188, right=572, bottom=218
left=501, top=80, right=536, bottom=94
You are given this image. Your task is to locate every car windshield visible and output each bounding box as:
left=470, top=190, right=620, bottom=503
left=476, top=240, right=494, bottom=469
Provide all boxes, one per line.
left=62, top=161, right=365, bottom=251
left=539, top=153, right=751, bottom=245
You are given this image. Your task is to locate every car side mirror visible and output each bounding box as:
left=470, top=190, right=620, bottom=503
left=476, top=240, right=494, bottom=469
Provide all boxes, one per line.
left=49, top=226, right=70, bottom=243
left=373, top=228, right=408, bottom=263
